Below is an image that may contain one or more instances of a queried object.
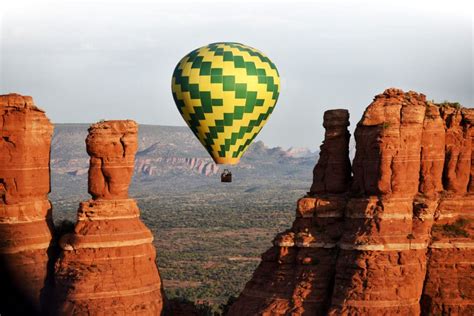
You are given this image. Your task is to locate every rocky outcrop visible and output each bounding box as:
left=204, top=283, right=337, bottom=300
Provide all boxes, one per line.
left=229, top=89, right=474, bottom=315
left=54, top=120, right=164, bottom=315
left=0, top=94, right=54, bottom=313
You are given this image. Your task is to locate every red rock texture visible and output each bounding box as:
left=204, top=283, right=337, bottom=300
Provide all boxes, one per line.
left=420, top=105, right=474, bottom=316
left=419, top=102, right=446, bottom=196
left=54, top=120, right=164, bottom=315
left=352, top=88, right=427, bottom=196
left=0, top=94, right=54, bottom=312
left=229, top=89, right=474, bottom=315
left=310, top=109, right=351, bottom=194
left=86, top=120, right=138, bottom=199
left=421, top=197, right=474, bottom=315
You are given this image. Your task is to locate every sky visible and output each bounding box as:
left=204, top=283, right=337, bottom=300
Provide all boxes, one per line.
left=1, top=0, right=472, bottom=150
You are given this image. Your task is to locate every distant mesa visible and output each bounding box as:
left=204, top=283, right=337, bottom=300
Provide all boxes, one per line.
left=284, top=146, right=316, bottom=158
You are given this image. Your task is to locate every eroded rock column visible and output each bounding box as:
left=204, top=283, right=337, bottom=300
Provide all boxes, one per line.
left=54, top=120, right=164, bottom=315
left=310, top=109, right=351, bottom=194
left=0, top=94, right=54, bottom=311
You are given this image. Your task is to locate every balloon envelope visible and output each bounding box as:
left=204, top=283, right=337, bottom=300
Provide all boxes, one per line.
left=171, top=42, right=280, bottom=164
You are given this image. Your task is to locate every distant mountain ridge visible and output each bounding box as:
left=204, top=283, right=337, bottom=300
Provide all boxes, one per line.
left=51, top=124, right=318, bottom=178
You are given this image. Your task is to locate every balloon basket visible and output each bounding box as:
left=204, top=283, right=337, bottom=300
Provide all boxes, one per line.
left=221, top=169, right=232, bottom=183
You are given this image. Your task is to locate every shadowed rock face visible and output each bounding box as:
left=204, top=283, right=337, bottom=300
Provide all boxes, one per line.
left=0, top=94, right=54, bottom=313
left=310, top=109, right=351, bottom=194
left=229, top=88, right=474, bottom=315
left=54, top=120, right=164, bottom=315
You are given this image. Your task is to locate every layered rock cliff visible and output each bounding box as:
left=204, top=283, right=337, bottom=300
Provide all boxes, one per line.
left=54, top=120, right=164, bottom=315
left=0, top=94, right=54, bottom=313
left=229, top=89, right=473, bottom=315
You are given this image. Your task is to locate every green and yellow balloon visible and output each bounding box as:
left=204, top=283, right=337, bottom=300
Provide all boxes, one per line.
left=171, top=42, right=280, bottom=165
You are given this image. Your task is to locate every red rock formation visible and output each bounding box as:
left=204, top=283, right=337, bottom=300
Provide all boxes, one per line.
left=329, top=89, right=430, bottom=315
left=310, top=109, right=351, bottom=194
left=421, top=105, right=474, bottom=315
left=441, top=107, right=472, bottom=193
left=229, top=89, right=474, bottom=315
left=351, top=88, right=427, bottom=196
left=419, top=102, right=445, bottom=196
left=0, top=93, right=54, bottom=312
left=54, top=120, right=164, bottom=315
left=422, top=197, right=474, bottom=315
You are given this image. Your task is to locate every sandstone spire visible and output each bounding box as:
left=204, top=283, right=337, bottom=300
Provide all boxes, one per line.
left=54, top=120, right=164, bottom=315
left=0, top=94, right=54, bottom=312
left=310, top=109, right=351, bottom=194
left=229, top=88, right=474, bottom=315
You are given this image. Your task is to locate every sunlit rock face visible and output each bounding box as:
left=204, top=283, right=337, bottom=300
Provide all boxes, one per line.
left=54, top=120, right=165, bottom=315
left=229, top=88, right=474, bottom=316
left=0, top=94, right=54, bottom=313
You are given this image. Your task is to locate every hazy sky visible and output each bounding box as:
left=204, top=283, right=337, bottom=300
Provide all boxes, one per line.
left=1, top=0, right=472, bottom=149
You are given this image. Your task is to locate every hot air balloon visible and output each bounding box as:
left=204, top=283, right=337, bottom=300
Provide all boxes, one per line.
left=171, top=42, right=280, bottom=181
